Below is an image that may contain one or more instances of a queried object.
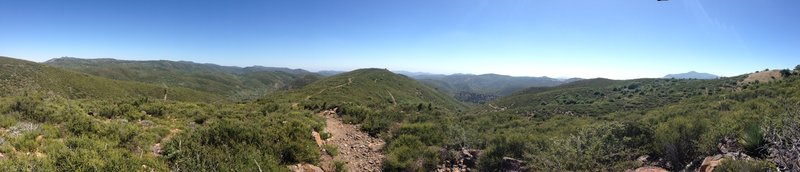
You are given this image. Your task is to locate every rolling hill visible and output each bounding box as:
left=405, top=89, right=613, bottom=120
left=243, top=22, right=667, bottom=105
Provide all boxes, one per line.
left=263, top=68, right=470, bottom=170
left=5, top=54, right=800, bottom=171
left=263, top=68, right=466, bottom=138
left=0, top=56, right=221, bottom=102
left=271, top=68, right=465, bottom=111
left=44, top=57, right=320, bottom=101
left=457, top=69, right=800, bottom=171
left=492, top=76, right=740, bottom=119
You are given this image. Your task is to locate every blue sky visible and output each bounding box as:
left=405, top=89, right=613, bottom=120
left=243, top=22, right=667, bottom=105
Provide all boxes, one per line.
left=1, top=0, right=798, bottom=79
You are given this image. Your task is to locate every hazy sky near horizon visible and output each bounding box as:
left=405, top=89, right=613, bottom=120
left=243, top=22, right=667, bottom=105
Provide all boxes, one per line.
left=1, top=0, right=798, bottom=79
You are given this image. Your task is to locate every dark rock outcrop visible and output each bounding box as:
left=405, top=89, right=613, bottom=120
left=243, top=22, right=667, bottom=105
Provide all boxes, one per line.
left=436, top=148, right=481, bottom=172
left=500, top=157, right=529, bottom=172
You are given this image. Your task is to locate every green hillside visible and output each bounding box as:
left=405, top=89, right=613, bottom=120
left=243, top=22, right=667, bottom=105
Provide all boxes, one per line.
left=5, top=54, right=800, bottom=171
left=458, top=70, right=800, bottom=171
left=288, top=69, right=463, bottom=110
left=263, top=68, right=469, bottom=170
left=267, top=69, right=465, bottom=133
left=0, top=56, right=325, bottom=171
left=0, top=93, right=324, bottom=171
left=0, top=56, right=221, bottom=102
left=492, top=77, right=740, bottom=119
left=44, top=57, right=320, bottom=101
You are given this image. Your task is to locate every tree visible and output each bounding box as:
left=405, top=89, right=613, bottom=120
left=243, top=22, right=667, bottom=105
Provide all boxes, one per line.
left=795, top=65, right=800, bottom=72
left=780, top=69, right=792, bottom=77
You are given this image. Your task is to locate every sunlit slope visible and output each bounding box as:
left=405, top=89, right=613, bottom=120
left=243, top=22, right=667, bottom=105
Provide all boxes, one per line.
left=491, top=77, right=742, bottom=118
left=44, top=57, right=320, bottom=100
left=0, top=56, right=221, bottom=101
left=275, top=68, right=465, bottom=111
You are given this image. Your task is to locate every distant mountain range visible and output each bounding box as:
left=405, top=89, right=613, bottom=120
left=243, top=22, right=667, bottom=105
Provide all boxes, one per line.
left=663, top=71, right=719, bottom=79
left=44, top=57, right=320, bottom=101
left=42, top=57, right=585, bottom=104
left=0, top=56, right=221, bottom=101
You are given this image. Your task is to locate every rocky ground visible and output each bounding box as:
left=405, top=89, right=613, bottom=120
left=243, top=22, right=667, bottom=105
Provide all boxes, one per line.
left=317, top=108, right=385, bottom=172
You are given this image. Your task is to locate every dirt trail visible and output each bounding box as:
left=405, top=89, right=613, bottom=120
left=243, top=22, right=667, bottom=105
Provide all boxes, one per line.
left=151, top=128, right=181, bottom=156
left=318, top=109, right=385, bottom=172
left=298, top=76, right=384, bottom=171
left=306, top=78, right=352, bottom=100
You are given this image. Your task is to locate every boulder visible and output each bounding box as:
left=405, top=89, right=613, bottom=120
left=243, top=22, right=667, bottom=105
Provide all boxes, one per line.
left=625, top=166, right=668, bottom=172
left=436, top=148, right=481, bottom=172
left=501, top=157, right=529, bottom=172
left=462, top=149, right=480, bottom=167
left=698, top=152, right=751, bottom=172
left=287, top=163, right=324, bottom=172
left=717, top=136, right=742, bottom=154
left=698, top=154, right=724, bottom=172
left=311, top=131, right=323, bottom=147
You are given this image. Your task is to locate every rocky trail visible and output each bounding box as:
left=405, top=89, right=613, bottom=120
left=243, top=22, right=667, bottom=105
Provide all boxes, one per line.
left=316, top=108, right=385, bottom=172
left=292, top=76, right=385, bottom=172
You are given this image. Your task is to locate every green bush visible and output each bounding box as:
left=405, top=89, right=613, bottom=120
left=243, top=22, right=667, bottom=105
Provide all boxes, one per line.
left=654, top=116, right=707, bottom=170
left=320, top=132, right=332, bottom=140
left=324, top=144, right=338, bottom=156
left=530, top=122, right=651, bottom=171
left=0, top=113, right=18, bottom=128
left=163, top=116, right=319, bottom=171
left=65, top=115, right=100, bottom=136
left=11, top=96, right=57, bottom=123
left=478, top=134, right=530, bottom=171
left=742, top=123, right=766, bottom=157
left=334, top=160, right=347, bottom=172
left=397, top=122, right=445, bottom=145
left=714, top=159, right=775, bottom=172
left=361, top=110, right=402, bottom=136
left=384, top=135, right=438, bottom=171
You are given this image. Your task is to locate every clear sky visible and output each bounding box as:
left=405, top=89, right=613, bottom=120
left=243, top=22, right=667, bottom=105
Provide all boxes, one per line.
left=1, top=0, right=798, bottom=79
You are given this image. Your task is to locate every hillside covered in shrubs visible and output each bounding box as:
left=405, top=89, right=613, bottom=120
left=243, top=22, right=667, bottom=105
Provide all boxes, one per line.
left=2, top=56, right=800, bottom=171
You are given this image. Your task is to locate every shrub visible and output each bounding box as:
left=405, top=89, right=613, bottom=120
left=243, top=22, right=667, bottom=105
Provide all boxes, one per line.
left=334, top=160, right=347, bottom=172
left=142, top=102, right=168, bottom=117
left=320, top=132, right=332, bottom=140
left=163, top=117, right=319, bottom=171
left=478, top=134, right=530, bottom=171
left=742, top=123, right=766, bottom=157
left=714, top=159, right=775, bottom=172
left=361, top=110, right=402, bottom=136
left=763, top=109, right=800, bottom=170
left=0, top=113, right=18, bottom=128
left=530, top=122, right=651, bottom=171
left=65, top=115, right=100, bottom=136
left=11, top=96, right=58, bottom=123
left=384, top=135, right=438, bottom=171
left=324, top=144, right=338, bottom=156
left=397, top=122, right=444, bottom=145
left=780, top=69, right=792, bottom=77
left=654, top=116, right=707, bottom=170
